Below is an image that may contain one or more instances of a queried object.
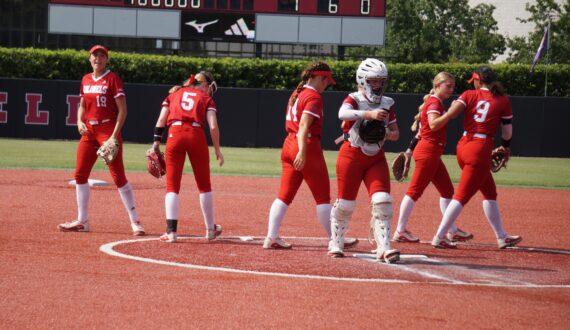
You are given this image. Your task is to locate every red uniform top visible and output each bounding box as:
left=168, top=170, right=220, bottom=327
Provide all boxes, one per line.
left=285, top=86, right=323, bottom=137
left=456, top=88, right=513, bottom=138
left=419, top=95, right=447, bottom=144
left=162, top=87, right=217, bottom=127
left=79, top=70, right=124, bottom=121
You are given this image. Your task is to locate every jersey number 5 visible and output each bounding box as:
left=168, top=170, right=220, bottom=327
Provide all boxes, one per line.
left=474, top=100, right=490, bottom=123
left=181, top=92, right=195, bottom=111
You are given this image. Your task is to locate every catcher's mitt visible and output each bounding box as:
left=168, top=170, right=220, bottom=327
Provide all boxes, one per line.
left=359, top=120, right=386, bottom=144
left=391, top=152, right=412, bottom=182
left=491, top=147, right=510, bottom=173
left=146, top=148, right=166, bottom=179
left=96, top=138, right=119, bottom=165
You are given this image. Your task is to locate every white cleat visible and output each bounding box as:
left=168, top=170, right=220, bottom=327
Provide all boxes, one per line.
left=206, top=224, right=222, bottom=240
left=498, top=234, right=522, bottom=249
left=160, top=232, right=177, bottom=243
left=131, top=221, right=145, bottom=236
left=263, top=237, right=292, bottom=249
left=58, top=220, right=89, bottom=232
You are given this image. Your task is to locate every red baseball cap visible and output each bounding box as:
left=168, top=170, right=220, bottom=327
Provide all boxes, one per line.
left=89, top=45, right=108, bottom=57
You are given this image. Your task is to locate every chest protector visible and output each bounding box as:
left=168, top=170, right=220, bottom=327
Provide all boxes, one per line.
left=346, top=92, right=395, bottom=156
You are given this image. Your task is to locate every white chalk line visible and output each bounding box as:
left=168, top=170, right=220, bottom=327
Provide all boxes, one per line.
left=99, top=236, right=570, bottom=289
left=416, top=240, right=570, bottom=255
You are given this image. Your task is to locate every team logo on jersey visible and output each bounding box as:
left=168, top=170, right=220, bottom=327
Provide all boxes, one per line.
left=185, top=19, right=219, bottom=33
left=83, top=85, right=108, bottom=94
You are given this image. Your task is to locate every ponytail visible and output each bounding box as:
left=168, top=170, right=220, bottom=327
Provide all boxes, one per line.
left=488, top=81, right=505, bottom=96
left=412, top=90, right=434, bottom=132
left=289, top=61, right=332, bottom=106
left=411, top=71, right=455, bottom=132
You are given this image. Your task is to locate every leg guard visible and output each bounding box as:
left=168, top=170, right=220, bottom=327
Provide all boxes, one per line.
left=370, top=192, right=399, bottom=263
left=329, top=199, right=355, bottom=257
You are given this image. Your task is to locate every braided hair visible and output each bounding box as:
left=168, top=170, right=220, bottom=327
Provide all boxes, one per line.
left=289, top=61, right=332, bottom=106
left=411, top=71, right=455, bottom=132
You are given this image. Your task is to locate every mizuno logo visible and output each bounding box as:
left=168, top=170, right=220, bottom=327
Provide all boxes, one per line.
left=185, top=19, right=219, bottom=33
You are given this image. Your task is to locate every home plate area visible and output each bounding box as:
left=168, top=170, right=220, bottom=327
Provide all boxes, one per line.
left=108, top=236, right=570, bottom=287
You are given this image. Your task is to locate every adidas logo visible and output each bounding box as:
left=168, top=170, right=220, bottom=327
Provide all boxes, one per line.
left=225, top=18, right=255, bottom=39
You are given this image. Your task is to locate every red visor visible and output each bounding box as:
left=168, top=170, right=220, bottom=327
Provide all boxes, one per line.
left=89, top=45, right=108, bottom=57
left=312, top=71, right=336, bottom=85
left=467, top=72, right=480, bottom=83
left=187, top=74, right=195, bottom=85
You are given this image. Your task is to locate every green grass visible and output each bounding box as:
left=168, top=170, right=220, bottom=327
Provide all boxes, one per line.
left=1, top=138, right=569, bottom=189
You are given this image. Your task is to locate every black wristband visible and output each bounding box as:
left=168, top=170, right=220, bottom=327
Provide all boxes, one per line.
left=501, top=139, right=511, bottom=148
left=409, top=136, right=419, bottom=151
left=154, top=126, right=165, bottom=142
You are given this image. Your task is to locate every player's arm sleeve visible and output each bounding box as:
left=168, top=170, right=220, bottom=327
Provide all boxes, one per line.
left=338, top=96, right=364, bottom=120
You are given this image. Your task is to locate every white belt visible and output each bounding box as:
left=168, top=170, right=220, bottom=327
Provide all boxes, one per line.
left=171, top=121, right=201, bottom=127
left=88, top=119, right=111, bottom=125
left=463, top=131, right=487, bottom=139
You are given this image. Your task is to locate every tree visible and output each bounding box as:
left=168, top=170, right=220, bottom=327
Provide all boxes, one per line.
left=506, top=0, right=570, bottom=64
left=346, top=0, right=506, bottom=63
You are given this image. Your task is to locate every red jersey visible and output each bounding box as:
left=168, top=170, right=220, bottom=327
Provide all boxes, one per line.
left=79, top=70, right=124, bottom=121
left=456, top=88, right=512, bottom=137
left=162, top=87, right=217, bottom=127
left=285, top=86, right=323, bottom=137
left=419, top=95, right=447, bottom=144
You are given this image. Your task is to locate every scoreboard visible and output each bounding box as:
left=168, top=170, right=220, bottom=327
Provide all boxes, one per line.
left=48, top=0, right=386, bottom=45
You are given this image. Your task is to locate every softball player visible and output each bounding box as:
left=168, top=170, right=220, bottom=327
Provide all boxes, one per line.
left=58, top=45, right=144, bottom=236
left=328, top=58, right=400, bottom=263
left=264, top=61, right=359, bottom=250
left=152, top=71, right=224, bottom=243
left=394, top=72, right=473, bottom=243
left=431, top=66, right=522, bottom=249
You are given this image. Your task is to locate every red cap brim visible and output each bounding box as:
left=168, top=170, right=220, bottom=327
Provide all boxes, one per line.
left=467, top=72, right=480, bottom=83
left=312, top=71, right=336, bottom=85
left=327, top=76, right=337, bottom=85
left=89, top=45, right=108, bottom=57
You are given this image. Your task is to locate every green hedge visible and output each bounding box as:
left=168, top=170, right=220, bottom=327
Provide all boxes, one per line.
left=1, top=47, right=568, bottom=96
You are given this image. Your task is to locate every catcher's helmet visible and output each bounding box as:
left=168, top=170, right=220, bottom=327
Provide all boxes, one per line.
left=356, top=58, right=388, bottom=103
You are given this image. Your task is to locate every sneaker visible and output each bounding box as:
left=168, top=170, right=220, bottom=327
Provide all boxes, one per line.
left=377, top=249, right=400, bottom=263
left=263, top=237, right=292, bottom=249
left=432, top=236, right=457, bottom=249
left=58, top=220, right=89, bottom=232
left=206, top=224, right=223, bottom=240
left=160, top=232, right=177, bottom=243
left=344, top=238, right=359, bottom=249
left=328, top=247, right=345, bottom=258
left=447, top=228, right=474, bottom=242
left=498, top=234, right=522, bottom=249
left=131, top=221, right=145, bottom=236
left=393, top=230, right=420, bottom=243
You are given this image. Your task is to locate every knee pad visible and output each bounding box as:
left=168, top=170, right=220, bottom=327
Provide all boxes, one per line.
left=331, top=199, right=356, bottom=222
left=371, top=192, right=393, bottom=221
